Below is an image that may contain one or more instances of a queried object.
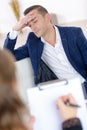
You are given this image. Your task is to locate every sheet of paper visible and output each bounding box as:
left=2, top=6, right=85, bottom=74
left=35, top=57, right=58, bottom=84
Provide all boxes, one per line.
left=27, top=78, right=87, bottom=130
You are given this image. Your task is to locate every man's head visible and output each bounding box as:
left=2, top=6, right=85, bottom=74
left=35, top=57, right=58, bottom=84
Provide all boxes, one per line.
left=23, top=5, right=52, bottom=38
left=0, top=49, right=17, bottom=88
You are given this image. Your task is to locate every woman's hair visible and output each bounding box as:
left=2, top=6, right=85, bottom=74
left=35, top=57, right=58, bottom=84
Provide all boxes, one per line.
left=0, top=49, right=17, bottom=87
left=0, top=50, right=30, bottom=130
left=0, top=85, right=30, bottom=130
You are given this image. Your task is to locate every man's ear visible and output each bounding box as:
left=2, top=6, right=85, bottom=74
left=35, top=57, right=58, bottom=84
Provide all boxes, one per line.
left=28, top=116, right=35, bottom=130
left=45, top=13, right=51, bottom=22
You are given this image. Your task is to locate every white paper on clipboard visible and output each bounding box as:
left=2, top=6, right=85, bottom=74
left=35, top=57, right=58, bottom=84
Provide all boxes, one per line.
left=27, top=78, right=87, bottom=130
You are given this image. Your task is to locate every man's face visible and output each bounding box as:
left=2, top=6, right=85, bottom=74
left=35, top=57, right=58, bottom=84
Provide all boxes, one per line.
left=25, top=9, right=50, bottom=38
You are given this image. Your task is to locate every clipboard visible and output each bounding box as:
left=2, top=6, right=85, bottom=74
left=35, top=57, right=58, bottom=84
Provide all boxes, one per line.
left=27, top=78, right=87, bottom=130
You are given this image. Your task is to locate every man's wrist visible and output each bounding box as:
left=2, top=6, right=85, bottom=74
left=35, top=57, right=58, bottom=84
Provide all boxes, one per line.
left=9, top=29, right=18, bottom=40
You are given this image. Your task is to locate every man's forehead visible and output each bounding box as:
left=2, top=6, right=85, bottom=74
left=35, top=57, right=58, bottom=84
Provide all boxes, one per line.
left=27, top=9, right=39, bottom=17
left=25, top=10, right=41, bottom=23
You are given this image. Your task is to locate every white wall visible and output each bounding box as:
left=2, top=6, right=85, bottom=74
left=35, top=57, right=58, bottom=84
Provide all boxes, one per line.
left=0, top=0, right=87, bottom=33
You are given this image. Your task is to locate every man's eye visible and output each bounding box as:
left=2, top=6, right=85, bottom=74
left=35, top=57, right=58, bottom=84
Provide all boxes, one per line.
left=28, top=23, right=31, bottom=27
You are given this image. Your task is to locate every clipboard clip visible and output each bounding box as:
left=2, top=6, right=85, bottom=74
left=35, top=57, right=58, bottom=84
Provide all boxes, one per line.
left=38, top=79, right=68, bottom=91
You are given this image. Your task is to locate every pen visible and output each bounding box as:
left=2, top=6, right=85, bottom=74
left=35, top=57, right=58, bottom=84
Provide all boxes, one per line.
left=65, top=102, right=81, bottom=108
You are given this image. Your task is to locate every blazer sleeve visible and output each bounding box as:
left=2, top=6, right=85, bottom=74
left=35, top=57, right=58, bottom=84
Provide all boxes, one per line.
left=3, top=33, right=29, bottom=61
left=62, top=118, right=82, bottom=130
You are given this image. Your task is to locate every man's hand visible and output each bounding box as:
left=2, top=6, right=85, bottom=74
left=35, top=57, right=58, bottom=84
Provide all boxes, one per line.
left=12, top=12, right=36, bottom=31
left=12, top=16, right=29, bottom=31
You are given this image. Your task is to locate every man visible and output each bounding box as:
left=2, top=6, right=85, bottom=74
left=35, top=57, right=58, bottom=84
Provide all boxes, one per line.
left=4, top=5, right=87, bottom=86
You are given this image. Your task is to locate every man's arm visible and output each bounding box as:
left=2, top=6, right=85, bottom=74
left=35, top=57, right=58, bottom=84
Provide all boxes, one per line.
left=3, top=14, right=36, bottom=60
left=4, top=30, right=29, bottom=61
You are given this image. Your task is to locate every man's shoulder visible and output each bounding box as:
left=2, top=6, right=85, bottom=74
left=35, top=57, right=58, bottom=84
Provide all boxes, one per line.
left=55, top=25, right=82, bottom=36
left=26, top=32, right=41, bottom=46
left=56, top=25, right=81, bottom=31
left=28, top=32, right=40, bottom=40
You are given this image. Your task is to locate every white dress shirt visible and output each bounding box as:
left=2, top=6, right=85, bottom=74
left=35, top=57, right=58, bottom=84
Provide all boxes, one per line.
left=41, top=26, right=85, bottom=83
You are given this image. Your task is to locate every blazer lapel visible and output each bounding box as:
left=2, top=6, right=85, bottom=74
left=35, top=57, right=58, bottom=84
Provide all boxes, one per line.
left=58, top=26, right=79, bottom=72
left=29, top=33, right=44, bottom=76
left=58, top=26, right=72, bottom=62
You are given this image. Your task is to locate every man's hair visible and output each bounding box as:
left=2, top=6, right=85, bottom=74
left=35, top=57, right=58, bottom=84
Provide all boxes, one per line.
left=24, top=5, right=48, bottom=16
left=0, top=49, right=16, bottom=87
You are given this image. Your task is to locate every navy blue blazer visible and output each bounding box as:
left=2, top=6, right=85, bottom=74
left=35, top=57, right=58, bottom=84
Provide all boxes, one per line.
left=4, top=26, right=87, bottom=85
